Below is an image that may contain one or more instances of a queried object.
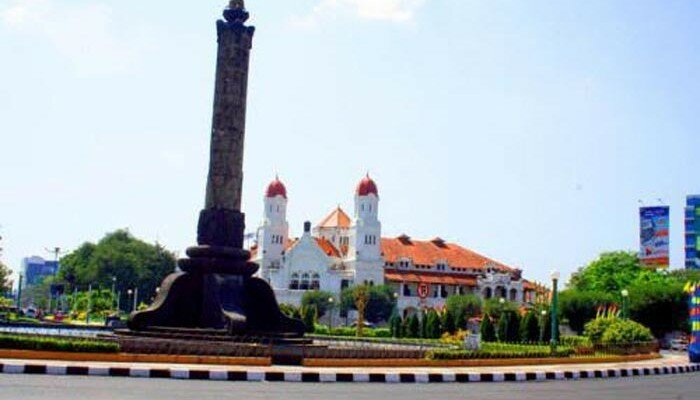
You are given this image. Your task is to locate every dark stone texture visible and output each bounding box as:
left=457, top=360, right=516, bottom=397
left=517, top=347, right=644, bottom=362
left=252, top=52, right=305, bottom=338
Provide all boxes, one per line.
left=128, top=264, right=305, bottom=336
left=197, top=209, right=245, bottom=248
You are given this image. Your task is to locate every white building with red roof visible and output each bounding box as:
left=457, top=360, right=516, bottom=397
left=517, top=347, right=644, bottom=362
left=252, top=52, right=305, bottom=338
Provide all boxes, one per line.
left=252, top=175, right=537, bottom=317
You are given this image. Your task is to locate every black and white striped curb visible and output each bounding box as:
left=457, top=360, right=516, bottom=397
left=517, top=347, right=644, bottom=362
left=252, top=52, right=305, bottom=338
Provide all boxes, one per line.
left=0, top=362, right=697, bottom=383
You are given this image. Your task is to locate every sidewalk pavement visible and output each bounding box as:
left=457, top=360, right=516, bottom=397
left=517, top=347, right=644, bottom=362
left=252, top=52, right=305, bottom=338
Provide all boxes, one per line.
left=0, top=353, right=696, bottom=383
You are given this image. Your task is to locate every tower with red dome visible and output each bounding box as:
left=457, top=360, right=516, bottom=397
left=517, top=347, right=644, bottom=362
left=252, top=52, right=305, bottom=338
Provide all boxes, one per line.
left=349, top=174, right=384, bottom=285
left=257, top=176, right=289, bottom=275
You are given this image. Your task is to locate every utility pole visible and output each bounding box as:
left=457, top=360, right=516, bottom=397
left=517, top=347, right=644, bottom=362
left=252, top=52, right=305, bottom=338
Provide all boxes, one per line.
left=133, top=287, right=138, bottom=312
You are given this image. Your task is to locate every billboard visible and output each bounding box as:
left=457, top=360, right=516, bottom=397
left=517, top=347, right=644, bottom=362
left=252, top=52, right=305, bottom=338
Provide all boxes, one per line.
left=639, top=206, right=670, bottom=268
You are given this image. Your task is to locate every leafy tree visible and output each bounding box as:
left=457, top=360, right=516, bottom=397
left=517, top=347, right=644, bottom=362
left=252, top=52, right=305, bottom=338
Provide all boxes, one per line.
left=419, top=311, right=429, bottom=338
left=407, top=314, right=420, bottom=338
left=559, top=289, right=614, bottom=334
left=58, top=230, right=176, bottom=309
left=480, top=313, right=496, bottom=342
left=66, top=288, right=115, bottom=318
left=520, top=311, right=540, bottom=343
left=340, top=284, right=396, bottom=323
left=441, top=309, right=456, bottom=334
left=627, top=278, right=687, bottom=337
left=445, top=294, right=482, bottom=330
left=301, top=290, right=334, bottom=318
left=568, top=251, right=642, bottom=293
left=0, top=260, right=12, bottom=295
left=483, top=298, right=518, bottom=321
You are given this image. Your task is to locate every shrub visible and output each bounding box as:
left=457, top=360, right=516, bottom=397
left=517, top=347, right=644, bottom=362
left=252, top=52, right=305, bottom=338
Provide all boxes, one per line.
left=329, top=326, right=356, bottom=337
left=441, top=310, right=456, bottom=335
left=313, top=324, right=330, bottom=335
left=279, top=303, right=301, bottom=319
left=559, top=335, right=592, bottom=347
left=496, top=311, right=520, bottom=342
left=426, top=310, right=441, bottom=339
left=480, top=314, right=496, bottom=342
left=302, top=305, right=317, bottom=333
left=389, top=314, right=403, bottom=338
left=520, top=311, right=540, bottom=343
left=407, top=314, right=420, bottom=338
left=420, top=311, right=428, bottom=339
left=373, top=328, right=392, bottom=338
left=600, top=319, right=653, bottom=344
left=0, top=334, right=119, bottom=353
left=583, top=317, right=616, bottom=344
left=426, top=343, right=575, bottom=360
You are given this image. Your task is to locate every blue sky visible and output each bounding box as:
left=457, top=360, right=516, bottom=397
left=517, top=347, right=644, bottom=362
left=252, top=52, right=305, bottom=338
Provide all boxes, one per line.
left=0, top=0, right=698, bottom=287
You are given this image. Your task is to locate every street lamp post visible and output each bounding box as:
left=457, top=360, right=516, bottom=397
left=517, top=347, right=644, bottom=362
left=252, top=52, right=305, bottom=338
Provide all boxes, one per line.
left=550, top=270, right=560, bottom=351
left=328, top=296, right=334, bottom=330
left=621, top=289, right=629, bottom=319
left=498, top=297, right=507, bottom=341
left=540, top=310, right=547, bottom=343
left=127, top=289, right=133, bottom=313
left=111, top=276, right=117, bottom=312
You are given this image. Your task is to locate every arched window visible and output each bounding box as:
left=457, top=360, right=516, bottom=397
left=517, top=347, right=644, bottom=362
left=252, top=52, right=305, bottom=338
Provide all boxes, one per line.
left=509, top=288, right=518, bottom=301
left=496, top=286, right=506, bottom=298
left=484, top=287, right=493, bottom=299
left=311, top=273, right=320, bottom=290
left=300, top=273, right=310, bottom=290
left=290, top=273, right=299, bottom=290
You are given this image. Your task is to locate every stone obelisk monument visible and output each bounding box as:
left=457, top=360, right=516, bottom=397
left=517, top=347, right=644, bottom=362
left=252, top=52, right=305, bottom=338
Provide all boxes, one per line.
left=128, top=1, right=304, bottom=337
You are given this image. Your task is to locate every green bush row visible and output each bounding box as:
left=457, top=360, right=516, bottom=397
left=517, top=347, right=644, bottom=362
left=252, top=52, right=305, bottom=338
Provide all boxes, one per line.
left=313, top=325, right=391, bottom=338
left=426, top=346, right=574, bottom=360
left=0, top=334, right=120, bottom=353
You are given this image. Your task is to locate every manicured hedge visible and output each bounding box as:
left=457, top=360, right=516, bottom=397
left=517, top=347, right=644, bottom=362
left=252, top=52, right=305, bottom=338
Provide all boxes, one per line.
left=426, top=342, right=575, bottom=360
left=0, top=334, right=120, bottom=353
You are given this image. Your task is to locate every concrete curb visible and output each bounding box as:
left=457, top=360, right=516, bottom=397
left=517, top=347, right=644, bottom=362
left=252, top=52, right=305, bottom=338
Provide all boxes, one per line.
left=1, top=362, right=698, bottom=383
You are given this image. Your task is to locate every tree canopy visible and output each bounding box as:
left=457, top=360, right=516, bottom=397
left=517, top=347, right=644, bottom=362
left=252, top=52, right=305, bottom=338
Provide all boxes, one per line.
left=0, top=235, right=11, bottom=295
left=340, top=284, right=396, bottom=323
left=58, top=230, right=176, bottom=306
left=563, top=250, right=695, bottom=337
left=568, top=251, right=645, bottom=293
left=301, top=290, right=334, bottom=318
left=0, top=261, right=12, bottom=295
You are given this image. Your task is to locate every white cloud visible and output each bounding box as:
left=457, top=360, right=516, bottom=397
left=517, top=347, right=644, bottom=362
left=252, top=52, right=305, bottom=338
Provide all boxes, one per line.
left=0, top=0, right=146, bottom=75
left=291, top=0, right=427, bottom=28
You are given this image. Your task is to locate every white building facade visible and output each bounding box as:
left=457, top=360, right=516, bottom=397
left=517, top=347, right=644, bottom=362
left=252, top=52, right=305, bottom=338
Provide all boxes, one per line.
left=252, top=175, right=537, bottom=318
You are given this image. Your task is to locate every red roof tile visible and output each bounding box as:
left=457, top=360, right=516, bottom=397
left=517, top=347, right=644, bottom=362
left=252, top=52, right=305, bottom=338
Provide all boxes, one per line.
left=381, top=236, right=513, bottom=272
left=314, top=237, right=341, bottom=258
left=317, top=207, right=351, bottom=229
left=384, top=269, right=477, bottom=286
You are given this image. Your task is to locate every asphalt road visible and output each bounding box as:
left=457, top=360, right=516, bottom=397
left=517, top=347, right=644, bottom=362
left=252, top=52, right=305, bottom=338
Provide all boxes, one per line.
left=1, top=374, right=699, bottom=400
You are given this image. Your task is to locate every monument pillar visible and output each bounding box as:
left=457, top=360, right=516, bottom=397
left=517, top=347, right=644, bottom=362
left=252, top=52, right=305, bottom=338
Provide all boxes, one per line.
left=127, top=1, right=305, bottom=338
left=198, top=0, right=253, bottom=249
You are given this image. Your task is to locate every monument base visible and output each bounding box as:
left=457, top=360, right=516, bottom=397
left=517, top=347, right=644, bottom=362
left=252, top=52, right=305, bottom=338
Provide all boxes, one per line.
left=127, top=222, right=305, bottom=338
